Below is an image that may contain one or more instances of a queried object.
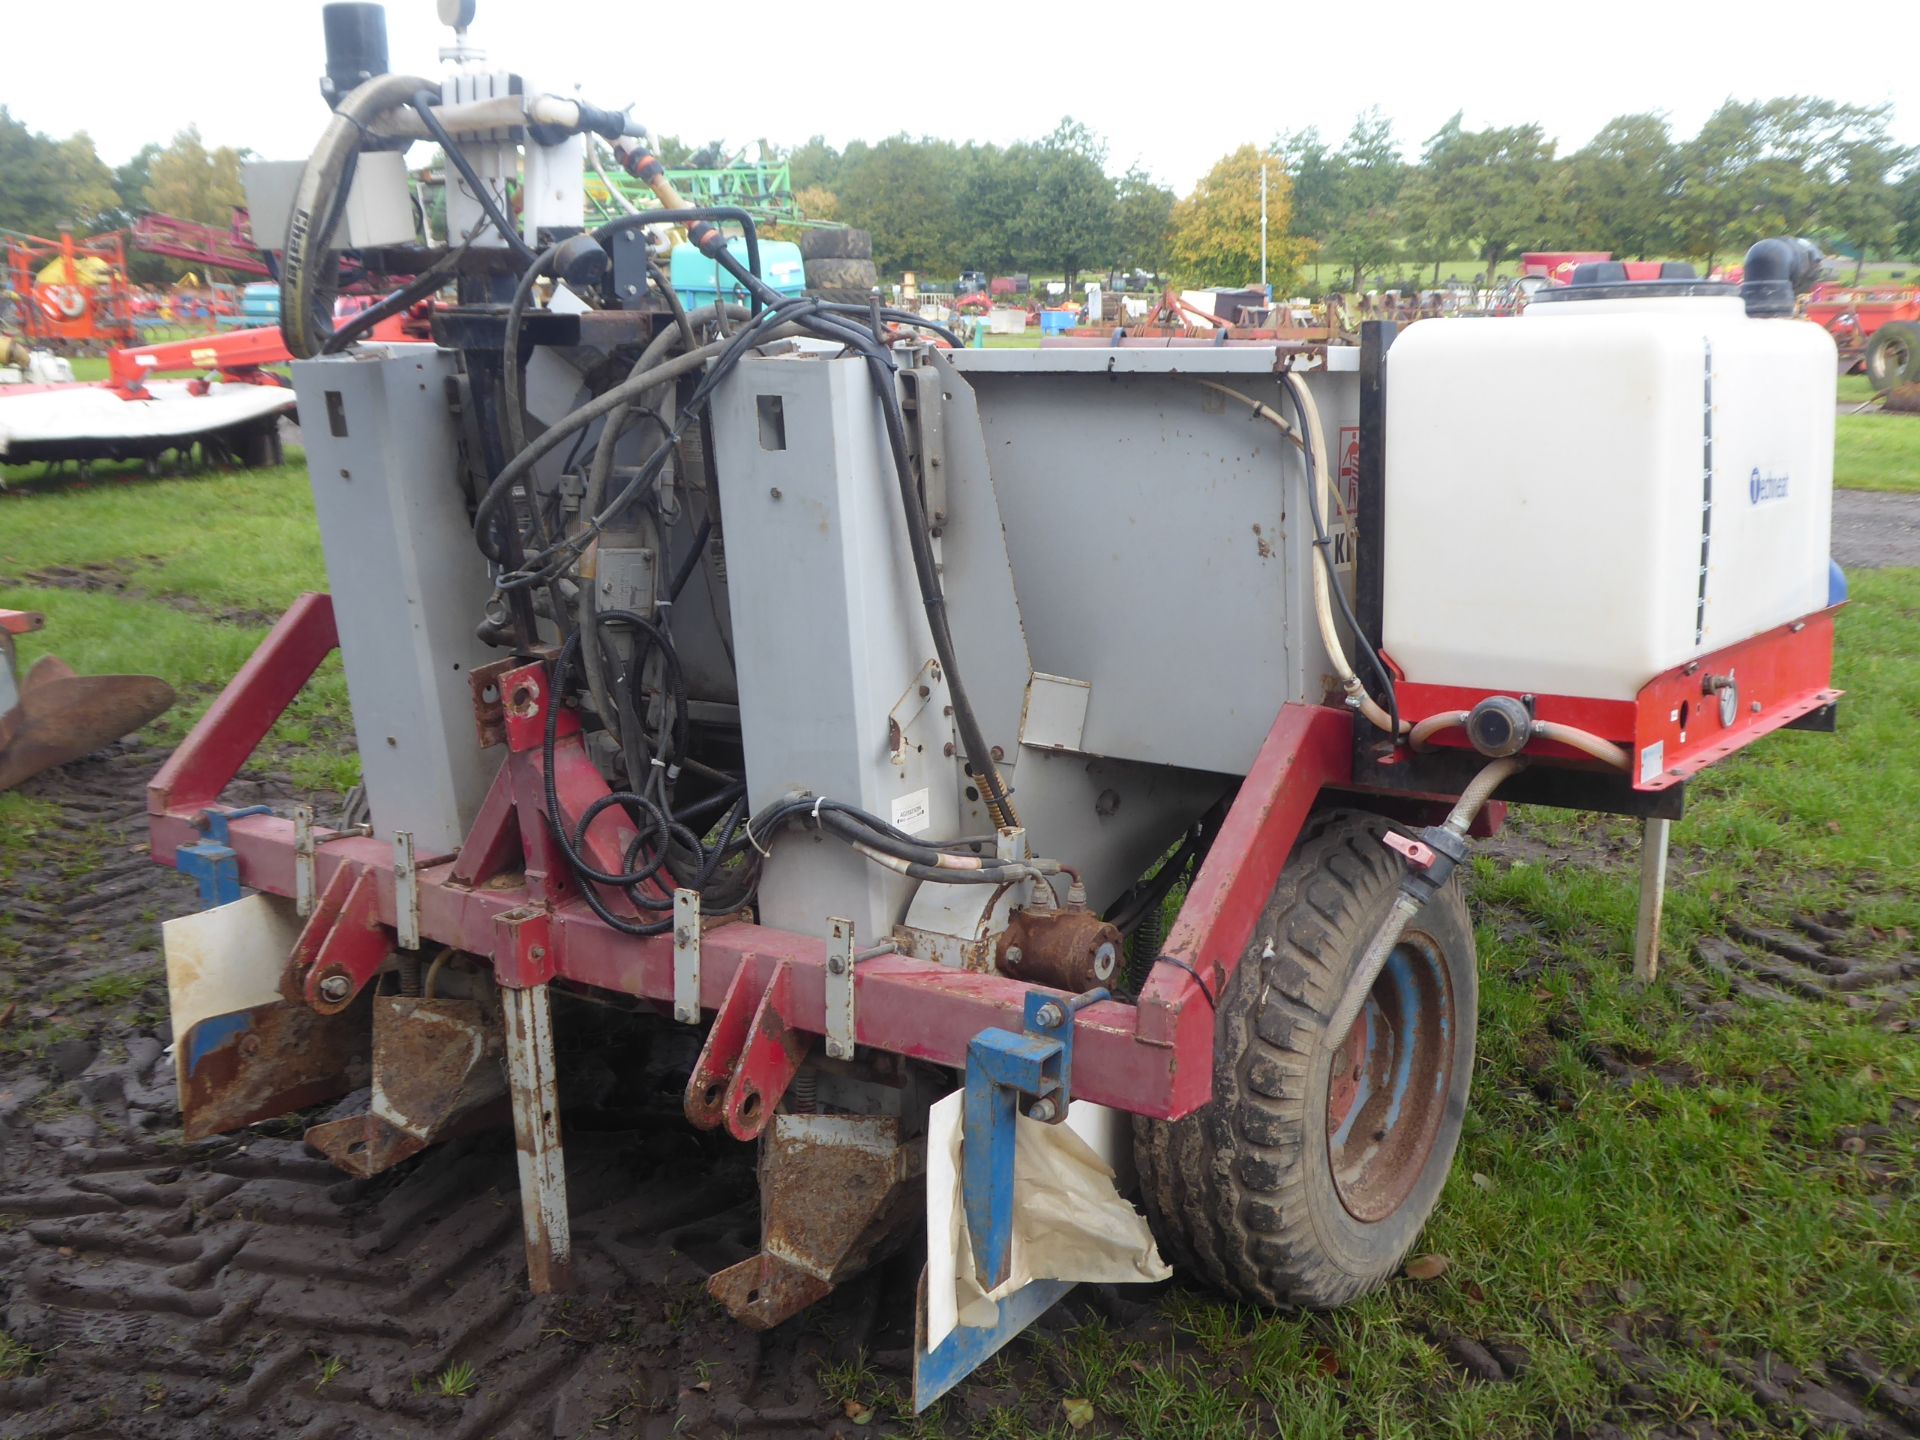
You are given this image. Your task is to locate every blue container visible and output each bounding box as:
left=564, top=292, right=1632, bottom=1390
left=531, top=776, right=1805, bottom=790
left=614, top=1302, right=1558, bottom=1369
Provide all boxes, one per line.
left=1038, top=309, right=1077, bottom=336
left=219, top=281, right=281, bottom=329
left=669, top=239, right=806, bottom=307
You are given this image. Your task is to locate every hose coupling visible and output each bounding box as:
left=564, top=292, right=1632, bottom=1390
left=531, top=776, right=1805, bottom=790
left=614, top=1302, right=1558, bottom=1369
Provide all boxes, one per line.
left=1382, top=824, right=1470, bottom=908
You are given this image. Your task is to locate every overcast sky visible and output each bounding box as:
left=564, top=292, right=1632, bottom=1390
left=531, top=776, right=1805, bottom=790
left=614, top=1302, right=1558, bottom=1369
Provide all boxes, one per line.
left=10, top=0, right=1915, bottom=191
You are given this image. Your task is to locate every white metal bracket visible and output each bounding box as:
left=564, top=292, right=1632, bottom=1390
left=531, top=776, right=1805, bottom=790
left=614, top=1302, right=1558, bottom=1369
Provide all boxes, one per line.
left=394, top=831, right=419, bottom=950
left=293, top=804, right=316, bottom=918
left=824, top=916, right=856, bottom=1060
left=673, top=888, right=701, bottom=1023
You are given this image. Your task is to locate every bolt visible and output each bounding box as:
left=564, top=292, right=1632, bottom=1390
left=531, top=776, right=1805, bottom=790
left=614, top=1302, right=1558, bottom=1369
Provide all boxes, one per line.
left=1005, top=945, right=1024, bottom=967
left=828, top=955, right=846, bottom=975
left=1027, top=1098, right=1058, bottom=1123
left=919, top=684, right=931, bottom=698
left=1034, top=1001, right=1064, bottom=1029
left=530, top=945, right=546, bottom=961
left=991, top=745, right=1005, bottom=761
left=1750, top=700, right=1761, bottom=713
left=769, top=486, right=783, bottom=500
left=943, top=742, right=955, bottom=757
left=319, top=974, right=351, bottom=1003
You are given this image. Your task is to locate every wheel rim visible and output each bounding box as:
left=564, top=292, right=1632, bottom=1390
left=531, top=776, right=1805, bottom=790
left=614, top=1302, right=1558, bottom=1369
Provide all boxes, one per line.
left=1325, top=933, right=1456, bottom=1224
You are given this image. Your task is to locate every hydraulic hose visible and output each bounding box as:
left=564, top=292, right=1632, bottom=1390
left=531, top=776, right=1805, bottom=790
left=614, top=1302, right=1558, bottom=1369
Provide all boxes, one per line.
left=1219, top=375, right=1629, bottom=773
left=575, top=303, right=744, bottom=765
left=281, top=72, right=437, bottom=358
left=1281, top=372, right=1405, bottom=737
left=1326, top=754, right=1525, bottom=1049
left=1202, top=375, right=1402, bottom=737
left=473, top=334, right=743, bottom=558
left=319, top=238, right=471, bottom=354
left=590, top=137, right=642, bottom=216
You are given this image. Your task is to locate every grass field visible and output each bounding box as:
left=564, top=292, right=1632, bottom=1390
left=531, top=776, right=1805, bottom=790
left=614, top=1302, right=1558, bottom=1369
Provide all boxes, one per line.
left=0, top=378, right=1915, bottom=1435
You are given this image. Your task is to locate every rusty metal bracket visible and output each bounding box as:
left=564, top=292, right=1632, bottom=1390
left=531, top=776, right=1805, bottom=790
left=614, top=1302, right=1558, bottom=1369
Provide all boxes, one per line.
left=672, top=887, right=700, bottom=1023
left=394, top=831, right=419, bottom=950
left=684, top=960, right=810, bottom=1142
left=686, top=962, right=758, bottom=1130
left=824, top=917, right=856, bottom=1060
left=724, top=961, right=811, bottom=1141
left=296, top=866, right=391, bottom=1015
left=708, top=1112, right=924, bottom=1330
left=304, top=993, right=506, bottom=1176
left=468, top=655, right=519, bottom=750
left=493, top=905, right=555, bottom=988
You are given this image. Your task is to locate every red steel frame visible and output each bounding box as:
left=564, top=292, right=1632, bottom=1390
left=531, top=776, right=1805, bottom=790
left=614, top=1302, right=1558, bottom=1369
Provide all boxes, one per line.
left=147, top=594, right=1354, bottom=1123
left=1391, top=609, right=1840, bottom=791
left=147, top=594, right=1839, bottom=1125
left=107, top=326, right=295, bottom=398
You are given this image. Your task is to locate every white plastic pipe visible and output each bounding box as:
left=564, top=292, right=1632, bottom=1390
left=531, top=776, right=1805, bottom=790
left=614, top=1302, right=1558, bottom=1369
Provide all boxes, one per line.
left=368, top=93, right=602, bottom=142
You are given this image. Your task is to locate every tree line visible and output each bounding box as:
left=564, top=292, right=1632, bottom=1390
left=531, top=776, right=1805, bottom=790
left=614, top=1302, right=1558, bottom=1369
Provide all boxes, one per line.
left=1284, top=99, right=1919, bottom=292
left=6, top=98, right=1917, bottom=296
left=761, top=98, right=1920, bottom=291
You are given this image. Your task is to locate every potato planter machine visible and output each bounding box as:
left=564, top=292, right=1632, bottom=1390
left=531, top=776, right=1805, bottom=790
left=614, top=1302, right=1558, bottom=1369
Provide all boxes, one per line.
left=148, top=3, right=1843, bottom=1412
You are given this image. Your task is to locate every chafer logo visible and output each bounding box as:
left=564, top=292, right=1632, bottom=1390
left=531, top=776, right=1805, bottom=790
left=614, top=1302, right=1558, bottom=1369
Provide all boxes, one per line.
left=1749, top=467, right=1789, bottom=505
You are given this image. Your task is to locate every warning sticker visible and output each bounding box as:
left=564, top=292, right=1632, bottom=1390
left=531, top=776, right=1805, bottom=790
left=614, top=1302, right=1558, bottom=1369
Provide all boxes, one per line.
left=891, top=787, right=932, bottom=836
left=1338, top=426, right=1361, bottom=512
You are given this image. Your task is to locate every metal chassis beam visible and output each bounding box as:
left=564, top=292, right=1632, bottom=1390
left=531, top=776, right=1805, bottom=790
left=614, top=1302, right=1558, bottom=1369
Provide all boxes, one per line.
left=146, top=594, right=1363, bottom=1125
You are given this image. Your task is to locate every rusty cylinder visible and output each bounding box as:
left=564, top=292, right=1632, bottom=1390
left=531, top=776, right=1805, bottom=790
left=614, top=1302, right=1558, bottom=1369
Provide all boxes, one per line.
left=993, top=908, right=1122, bottom=993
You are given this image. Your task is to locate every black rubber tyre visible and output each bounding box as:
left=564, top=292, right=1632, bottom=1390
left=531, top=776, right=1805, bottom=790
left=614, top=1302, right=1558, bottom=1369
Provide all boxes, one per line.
left=1133, top=808, right=1477, bottom=1309
left=805, top=258, right=879, bottom=296
left=799, top=227, right=872, bottom=261
left=1865, top=322, right=1920, bottom=394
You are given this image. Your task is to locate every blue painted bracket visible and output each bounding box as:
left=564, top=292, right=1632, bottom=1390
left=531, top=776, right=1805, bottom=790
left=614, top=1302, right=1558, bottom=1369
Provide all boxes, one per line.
left=914, top=1274, right=1072, bottom=1413
left=961, top=988, right=1109, bottom=1292
left=176, top=806, right=273, bottom=909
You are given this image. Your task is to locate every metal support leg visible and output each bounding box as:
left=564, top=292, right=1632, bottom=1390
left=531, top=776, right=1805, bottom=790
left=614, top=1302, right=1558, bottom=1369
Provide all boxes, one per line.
left=501, top=983, right=573, bottom=1293
left=1633, top=816, right=1671, bottom=983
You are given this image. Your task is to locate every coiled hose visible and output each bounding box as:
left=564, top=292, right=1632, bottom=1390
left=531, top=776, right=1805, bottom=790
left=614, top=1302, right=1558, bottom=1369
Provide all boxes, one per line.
left=281, top=72, right=436, bottom=359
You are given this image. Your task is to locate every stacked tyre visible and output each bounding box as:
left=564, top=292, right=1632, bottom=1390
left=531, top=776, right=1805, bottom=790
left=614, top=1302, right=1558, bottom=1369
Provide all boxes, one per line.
left=1865, top=322, right=1920, bottom=394
left=801, top=228, right=879, bottom=303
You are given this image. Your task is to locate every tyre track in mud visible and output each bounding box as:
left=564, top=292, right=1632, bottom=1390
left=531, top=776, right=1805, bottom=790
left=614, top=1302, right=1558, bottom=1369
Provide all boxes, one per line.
left=0, top=749, right=911, bottom=1439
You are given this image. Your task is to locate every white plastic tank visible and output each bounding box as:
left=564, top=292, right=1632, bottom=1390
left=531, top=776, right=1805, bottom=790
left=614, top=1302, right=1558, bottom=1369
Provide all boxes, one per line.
left=1381, top=283, right=1835, bottom=701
